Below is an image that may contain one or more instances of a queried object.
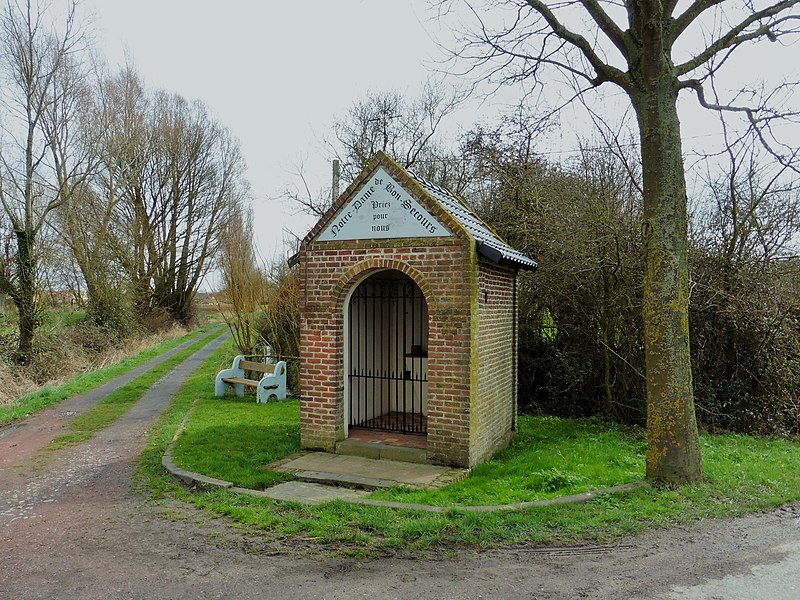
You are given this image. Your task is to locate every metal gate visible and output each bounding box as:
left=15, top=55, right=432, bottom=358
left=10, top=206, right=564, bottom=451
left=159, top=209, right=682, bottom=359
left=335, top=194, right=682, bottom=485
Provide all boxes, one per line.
left=347, top=272, right=428, bottom=435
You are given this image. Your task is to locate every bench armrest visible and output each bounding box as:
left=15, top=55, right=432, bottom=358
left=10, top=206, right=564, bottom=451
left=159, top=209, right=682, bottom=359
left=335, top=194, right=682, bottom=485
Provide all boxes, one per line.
left=214, top=355, right=246, bottom=397
left=256, top=360, right=288, bottom=403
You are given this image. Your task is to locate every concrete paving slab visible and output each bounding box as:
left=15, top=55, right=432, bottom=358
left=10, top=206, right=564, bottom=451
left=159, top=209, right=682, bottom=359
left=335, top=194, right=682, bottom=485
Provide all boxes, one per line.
left=253, top=481, right=370, bottom=505
left=295, top=470, right=399, bottom=490
left=276, top=452, right=461, bottom=488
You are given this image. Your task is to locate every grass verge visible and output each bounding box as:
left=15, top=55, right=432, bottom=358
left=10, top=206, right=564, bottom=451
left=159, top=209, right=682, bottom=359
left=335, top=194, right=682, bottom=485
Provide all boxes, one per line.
left=45, top=329, right=224, bottom=451
left=371, top=417, right=644, bottom=506
left=0, top=323, right=218, bottom=427
left=142, top=342, right=800, bottom=551
left=171, top=397, right=299, bottom=489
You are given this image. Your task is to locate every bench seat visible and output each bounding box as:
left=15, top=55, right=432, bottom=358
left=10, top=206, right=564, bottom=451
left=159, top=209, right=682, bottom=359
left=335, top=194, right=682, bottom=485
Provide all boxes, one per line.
left=214, top=355, right=288, bottom=402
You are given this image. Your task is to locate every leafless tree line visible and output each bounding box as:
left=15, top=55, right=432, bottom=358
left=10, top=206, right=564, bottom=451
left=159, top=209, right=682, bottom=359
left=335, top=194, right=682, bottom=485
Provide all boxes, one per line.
left=0, top=0, right=248, bottom=362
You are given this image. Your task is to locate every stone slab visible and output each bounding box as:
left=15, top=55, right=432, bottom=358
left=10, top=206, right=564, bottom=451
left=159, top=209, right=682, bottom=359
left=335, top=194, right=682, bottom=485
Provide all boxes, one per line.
left=295, top=470, right=398, bottom=490
left=278, top=452, right=455, bottom=488
left=336, top=439, right=428, bottom=464
left=253, top=481, right=370, bottom=505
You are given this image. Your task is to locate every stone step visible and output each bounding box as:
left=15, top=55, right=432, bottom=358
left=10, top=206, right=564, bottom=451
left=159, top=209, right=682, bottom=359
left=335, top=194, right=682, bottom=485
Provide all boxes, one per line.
left=295, top=470, right=397, bottom=490
left=335, top=439, right=428, bottom=464
left=274, top=452, right=461, bottom=491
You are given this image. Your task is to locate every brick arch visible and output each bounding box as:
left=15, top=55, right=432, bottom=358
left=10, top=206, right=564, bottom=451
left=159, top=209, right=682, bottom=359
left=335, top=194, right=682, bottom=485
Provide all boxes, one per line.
left=333, top=258, right=434, bottom=310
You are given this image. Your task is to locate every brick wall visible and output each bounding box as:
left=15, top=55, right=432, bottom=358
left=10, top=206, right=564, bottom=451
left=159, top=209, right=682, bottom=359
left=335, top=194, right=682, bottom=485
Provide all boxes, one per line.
left=470, top=259, right=518, bottom=464
left=299, top=156, right=521, bottom=468
left=299, top=239, right=475, bottom=466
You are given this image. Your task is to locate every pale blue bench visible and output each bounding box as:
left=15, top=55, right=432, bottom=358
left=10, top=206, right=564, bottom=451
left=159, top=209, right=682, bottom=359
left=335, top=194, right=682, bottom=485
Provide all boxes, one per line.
left=214, top=355, right=288, bottom=402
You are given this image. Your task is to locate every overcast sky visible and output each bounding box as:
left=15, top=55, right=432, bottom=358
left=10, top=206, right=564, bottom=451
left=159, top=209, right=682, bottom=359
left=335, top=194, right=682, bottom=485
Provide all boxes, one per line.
left=87, top=0, right=462, bottom=261
left=84, top=1, right=798, bottom=268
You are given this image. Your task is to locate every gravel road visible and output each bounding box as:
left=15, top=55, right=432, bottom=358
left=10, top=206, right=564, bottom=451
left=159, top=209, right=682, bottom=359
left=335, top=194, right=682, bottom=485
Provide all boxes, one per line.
left=2, top=331, right=799, bottom=599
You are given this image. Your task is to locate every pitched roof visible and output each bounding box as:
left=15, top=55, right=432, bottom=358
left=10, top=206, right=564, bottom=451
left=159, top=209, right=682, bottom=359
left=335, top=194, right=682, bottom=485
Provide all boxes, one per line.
left=296, top=151, right=537, bottom=272
left=406, top=168, right=537, bottom=271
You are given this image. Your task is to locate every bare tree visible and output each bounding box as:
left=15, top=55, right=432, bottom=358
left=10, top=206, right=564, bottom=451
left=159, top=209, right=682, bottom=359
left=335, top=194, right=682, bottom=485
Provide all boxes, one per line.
left=96, top=68, right=247, bottom=326
left=146, top=91, right=244, bottom=324
left=288, top=80, right=467, bottom=216
left=216, top=204, right=266, bottom=357
left=0, top=0, right=89, bottom=362
left=93, top=66, right=155, bottom=319
left=441, top=0, right=800, bottom=483
left=57, top=181, right=129, bottom=329
left=330, top=80, right=465, bottom=179
left=697, top=116, right=800, bottom=266
left=259, top=260, right=301, bottom=390
left=47, top=49, right=124, bottom=328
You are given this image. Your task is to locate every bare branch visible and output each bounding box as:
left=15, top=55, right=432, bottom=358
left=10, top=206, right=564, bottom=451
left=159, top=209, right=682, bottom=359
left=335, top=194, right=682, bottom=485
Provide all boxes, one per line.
left=669, top=0, right=726, bottom=43
left=580, top=97, right=644, bottom=196
left=676, top=1, right=800, bottom=76
left=282, top=159, right=328, bottom=218
left=682, top=78, right=800, bottom=172
left=522, top=0, right=630, bottom=87
left=580, top=0, right=632, bottom=59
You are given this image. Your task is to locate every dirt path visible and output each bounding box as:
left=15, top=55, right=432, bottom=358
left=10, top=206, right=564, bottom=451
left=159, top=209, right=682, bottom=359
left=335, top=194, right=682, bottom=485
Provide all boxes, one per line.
left=0, top=328, right=224, bottom=471
left=2, top=332, right=799, bottom=599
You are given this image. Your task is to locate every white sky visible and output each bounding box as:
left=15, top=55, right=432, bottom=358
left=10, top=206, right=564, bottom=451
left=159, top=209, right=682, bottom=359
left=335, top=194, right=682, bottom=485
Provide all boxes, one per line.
left=88, top=0, right=458, bottom=262
left=84, top=1, right=798, bottom=270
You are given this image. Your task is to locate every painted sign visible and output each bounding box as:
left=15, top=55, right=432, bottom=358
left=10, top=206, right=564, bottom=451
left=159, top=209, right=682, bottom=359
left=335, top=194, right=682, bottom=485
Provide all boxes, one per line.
left=317, top=167, right=449, bottom=241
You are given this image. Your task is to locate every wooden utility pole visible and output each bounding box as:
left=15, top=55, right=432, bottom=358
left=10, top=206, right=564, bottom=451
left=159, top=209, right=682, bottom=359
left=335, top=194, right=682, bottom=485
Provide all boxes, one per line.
left=331, top=159, right=341, bottom=204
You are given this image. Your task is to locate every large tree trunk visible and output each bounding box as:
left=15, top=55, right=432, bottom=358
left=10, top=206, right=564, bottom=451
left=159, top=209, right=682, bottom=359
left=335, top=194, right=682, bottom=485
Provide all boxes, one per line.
left=633, top=82, right=703, bottom=484
left=14, top=229, right=37, bottom=363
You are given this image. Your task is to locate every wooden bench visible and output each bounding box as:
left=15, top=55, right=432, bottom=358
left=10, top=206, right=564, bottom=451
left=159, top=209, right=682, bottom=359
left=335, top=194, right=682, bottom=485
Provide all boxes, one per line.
left=214, top=355, right=288, bottom=403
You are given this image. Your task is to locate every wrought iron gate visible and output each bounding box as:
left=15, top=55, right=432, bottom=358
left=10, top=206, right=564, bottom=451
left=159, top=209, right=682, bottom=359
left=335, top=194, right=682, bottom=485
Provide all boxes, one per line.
left=348, top=273, right=428, bottom=435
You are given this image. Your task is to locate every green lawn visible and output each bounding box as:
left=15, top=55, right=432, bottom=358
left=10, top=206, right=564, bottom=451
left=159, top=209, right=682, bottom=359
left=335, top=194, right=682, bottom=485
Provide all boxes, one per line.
left=373, top=417, right=644, bottom=505
left=173, top=397, right=645, bottom=504
left=143, top=340, right=800, bottom=550
left=171, top=396, right=299, bottom=489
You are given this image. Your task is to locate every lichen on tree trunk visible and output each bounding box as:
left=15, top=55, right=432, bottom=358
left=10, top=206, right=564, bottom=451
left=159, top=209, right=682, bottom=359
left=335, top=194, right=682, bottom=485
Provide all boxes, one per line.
left=633, top=81, right=703, bottom=485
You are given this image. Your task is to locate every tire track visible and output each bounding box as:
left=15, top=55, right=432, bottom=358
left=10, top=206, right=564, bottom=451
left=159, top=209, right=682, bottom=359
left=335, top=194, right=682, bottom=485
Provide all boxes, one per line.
left=0, top=328, right=228, bottom=526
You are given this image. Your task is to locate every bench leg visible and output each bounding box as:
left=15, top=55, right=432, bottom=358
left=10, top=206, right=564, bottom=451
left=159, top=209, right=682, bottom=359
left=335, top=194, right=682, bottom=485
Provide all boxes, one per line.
left=257, top=386, right=273, bottom=403
left=257, top=383, right=287, bottom=403
left=215, top=377, right=245, bottom=398
left=214, top=377, right=226, bottom=397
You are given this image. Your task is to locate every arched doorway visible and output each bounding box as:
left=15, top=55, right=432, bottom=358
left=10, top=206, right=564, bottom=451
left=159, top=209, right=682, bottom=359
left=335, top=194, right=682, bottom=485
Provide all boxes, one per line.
left=346, top=270, right=428, bottom=436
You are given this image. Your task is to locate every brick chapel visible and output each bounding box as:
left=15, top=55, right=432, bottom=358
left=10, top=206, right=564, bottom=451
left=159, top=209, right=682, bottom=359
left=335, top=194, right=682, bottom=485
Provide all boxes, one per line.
left=295, top=151, right=536, bottom=468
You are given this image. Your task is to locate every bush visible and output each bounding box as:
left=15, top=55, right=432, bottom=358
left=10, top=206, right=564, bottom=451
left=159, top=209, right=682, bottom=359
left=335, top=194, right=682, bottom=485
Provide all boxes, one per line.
left=690, top=254, right=800, bottom=435
left=258, top=265, right=301, bottom=393
left=473, top=144, right=647, bottom=424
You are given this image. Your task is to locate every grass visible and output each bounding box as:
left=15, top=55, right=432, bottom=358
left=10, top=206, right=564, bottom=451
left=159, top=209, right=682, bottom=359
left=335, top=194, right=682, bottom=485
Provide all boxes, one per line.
left=158, top=336, right=300, bottom=489
left=0, top=323, right=219, bottom=427
left=0, top=307, right=87, bottom=335
left=140, top=341, right=800, bottom=551
left=372, top=417, right=644, bottom=505
left=172, top=396, right=299, bottom=489
left=56, top=310, right=88, bottom=327
left=45, top=328, right=224, bottom=451
left=172, top=396, right=644, bottom=504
